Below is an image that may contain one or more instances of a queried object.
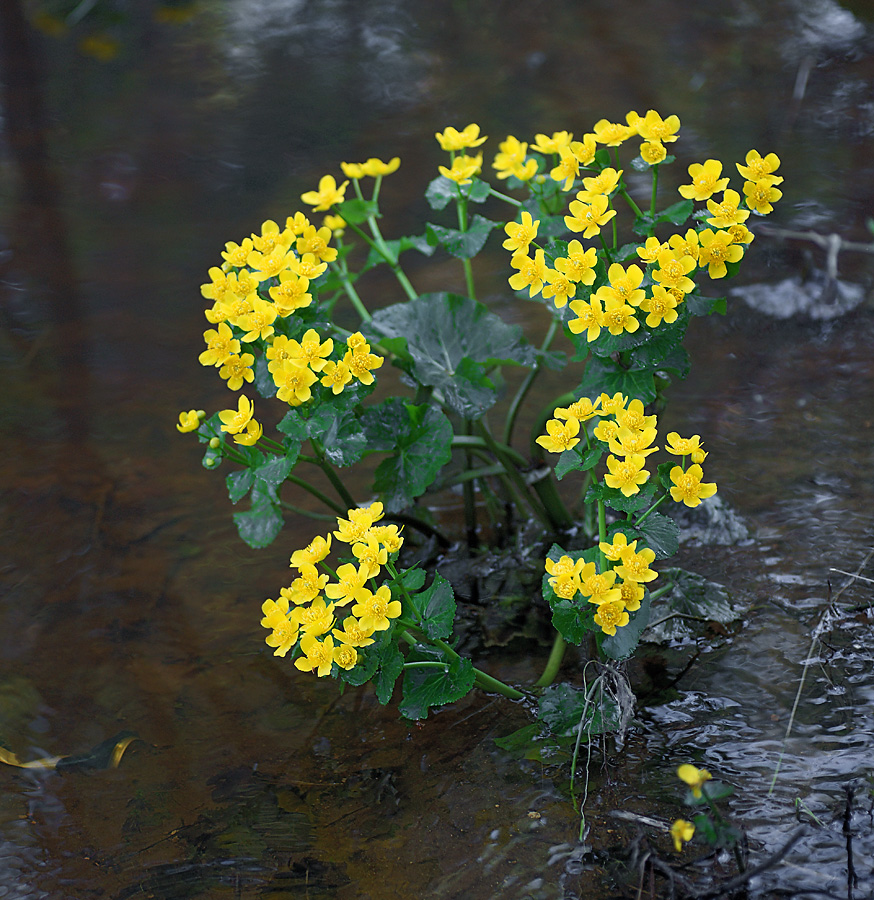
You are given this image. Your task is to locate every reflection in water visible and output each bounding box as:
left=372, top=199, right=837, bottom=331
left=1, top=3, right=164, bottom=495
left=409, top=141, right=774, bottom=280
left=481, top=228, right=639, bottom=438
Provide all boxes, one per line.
left=0, top=0, right=873, bottom=897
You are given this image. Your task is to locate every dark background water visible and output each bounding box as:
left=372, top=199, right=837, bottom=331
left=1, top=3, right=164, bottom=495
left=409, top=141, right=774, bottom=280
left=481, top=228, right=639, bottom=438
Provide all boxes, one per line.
left=1, top=1, right=873, bottom=897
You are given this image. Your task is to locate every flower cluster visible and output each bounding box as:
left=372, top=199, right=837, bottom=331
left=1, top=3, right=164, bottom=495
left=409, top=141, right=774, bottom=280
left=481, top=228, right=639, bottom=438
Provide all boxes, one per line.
left=494, top=112, right=780, bottom=341
left=260, top=503, right=405, bottom=676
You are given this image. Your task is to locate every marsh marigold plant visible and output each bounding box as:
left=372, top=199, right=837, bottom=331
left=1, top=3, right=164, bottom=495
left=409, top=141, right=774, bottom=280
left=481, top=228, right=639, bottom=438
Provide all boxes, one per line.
left=179, top=110, right=782, bottom=721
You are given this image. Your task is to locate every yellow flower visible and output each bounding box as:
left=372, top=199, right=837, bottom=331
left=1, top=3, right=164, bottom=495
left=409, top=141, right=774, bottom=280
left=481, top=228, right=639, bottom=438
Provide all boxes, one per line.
left=616, top=398, right=656, bottom=432
left=637, top=236, right=668, bottom=264
left=677, top=764, right=712, bottom=798
left=532, top=131, right=574, bottom=154
left=301, top=175, right=349, bottom=212
left=618, top=579, right=644, bottom=612
left=435, top=124, right=487, bottom=151
left=594, top=600, right=630, bottom=636
left=221, top=238, right=254, bottom=269
left=332, top=643, right=359, bottom=671
left=666, top=433, right=703, bottom=456
left=736, top=150, right=783, bottom=185
left=567, top=296, right=603, bottom=343
left=609, top=425, right=658, bottom=458
left=705, top=189, right=750, bottom=228
left=351, top=536, right=388, bottom=578
left=535, top=417, right=580, bottom=453
left=438, top=153, right=483, bottom=185
left=640, top=141, right=667, bottom=165
left=285, top=212, right=311, bottom=236
left=698, top=229, right=745, bottom=279
left=334, top=505, right=382, bottom=544
left=274, top=363, right=318, bottom=406
left=545, top=555, right=585, bottom=580
left=578, top=563, right=622, bottom=605
left=542, top=268, right=577, bottom=309
left=670, top=819, right=695, bottom=852
left=247, top=246, right=295, bottom=278
left=370, top=523, right=404, bottom=553
left=508, top=249, right=548, bottom=297
left=325, top=562, right=371, bottom=607
left=251, top=219, right=293, bottom=255
left=493, top=136, right=535, bottom=181
left=678, top=159, right=730, bottom=201
left=290, top=535, right=332, bottom=568
left=652, top=250, right=696, bottom=294
left=576, top=167, right=623, bottom=203
left=291, top=597, right=336, bottom=637
left=637, top=110, right=680, bottom=143
left=219, top=395, right=254, bottom=434
left=296, top=225, right=338, bottom=263
left=599, top=531, right=634, bottom=561
left=269, top=270, right=313, bottom=315
left=598, top=392, right=628, bottom=416
left=550, top=147, right=581, bottom=191
left=294, top=634, right=336, bottom=677
left=287, top=328, right=334, bottom=372
left=743, top=178, right=783, bottom=215
left=604, top=454, right=650, bottom=496
left=503, top=211, right=540, bottom=254
left=596, top=262, right=646, bottom=308
left=287, top=565, right=330, bottom=605
left=640, top=286, right=681, bottom=327
left=219, top=352, right=255, bottom=391
left=332, top=616, right=376, bottom=648
left=601, top=296, right=640, bottom=337
left=555, top=241, right=598, bottom=285
left=351, top=585, right=402, bottom=632
left=669, top=464, right=717, bottom=507
left=261, top=597, right=299, bottom=657
left=615, top=545, right=658, bottom=583
left=323, top=214, right=346, bottom=236
left=352, top=157, right=400, bottom=178
left=176, top=410, right=202, bottom=433
left=555, top=397, right=600, bottom=422
left=592, top=119, right=633, bottom=146
left=565, top=194, right=616, bottom=239
left=320, top=360, right=353, bottom=394
left=344, top=349, right=384, bottom=385
left=233, top=419, right=263, bottom=446
left=238, top=297, right=278, bottom=343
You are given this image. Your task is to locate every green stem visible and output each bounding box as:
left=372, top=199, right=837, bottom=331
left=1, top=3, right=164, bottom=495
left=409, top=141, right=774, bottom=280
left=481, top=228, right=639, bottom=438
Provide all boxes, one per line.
left=488, top=186, right=524, bottom=207
left=366, top=214, right=418, bottom=301
left=598, top=233, right=614, bottom=266
left=310, top=438, right=356, bottom=510
left=455, top=192, right=476, bottom=300
left=619, top=188, right=643, bottom=219
left=452, top=435, right=528, bottom=468
left=597, top=499, right=607, bottom=572
left=330, top=258, right=372, bottom=321
left=650, top=164, right=659, bottom=218
left=634, top=491, right=668, bottom=527
left=283, top=473, right=346, bottom=517
left=534, top=634, right=567, bottom=688
left=502, top=317, right=559, bottom=447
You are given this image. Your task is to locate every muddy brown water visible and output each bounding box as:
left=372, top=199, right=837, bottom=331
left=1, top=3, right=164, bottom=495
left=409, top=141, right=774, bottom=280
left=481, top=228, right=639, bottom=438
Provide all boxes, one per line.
left=1, top=1, right=873, bottom=897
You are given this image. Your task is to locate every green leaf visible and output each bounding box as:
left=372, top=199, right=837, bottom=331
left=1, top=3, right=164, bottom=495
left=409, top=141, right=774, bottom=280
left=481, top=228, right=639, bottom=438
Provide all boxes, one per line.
left=226, top=469, right=254, bottom=504
left=363, top=234, right=434, bottom=271
left=637, top=511, right=679, bottom=559
left=493, top=723, right=541, bottom=754
left=254, top=355, right=278, bottom=399
left=254, top=454, right=294, bottom=487
left=336, top=198, right=380, bottom=226
left=276, top=409, right=309, bottom=442
left=370, top=403, right=454, bottom=511
left=685, top=293, right=726, bottom=316
left=425, top=215, right=498, bottom=259
left=586, top=480, right=658, bottom=514
left=600, top=591, right=651, bottom=660
left=410, top=574, right=456, bottom=640
left=397, top=566, right=427, bottom=592
left=233, top=495, right=284, bottom=548
left=399, top=653, right=475, bottom=720
left=308, top=406, right=368, bottom=467
left=374, top=642, right=405, bottom=705
left=577, top=357, right=657, bottom=405
left=550, top=599, right=594, bottom=645
left=646, top=568, right=739, bottom=643
left=425, top=175, right=459, bottom=210
left=537, top=683, right=619, bottom=738
left=368, top=293, right=536, bottom=418
left=554, top=447, right=582, bottom=481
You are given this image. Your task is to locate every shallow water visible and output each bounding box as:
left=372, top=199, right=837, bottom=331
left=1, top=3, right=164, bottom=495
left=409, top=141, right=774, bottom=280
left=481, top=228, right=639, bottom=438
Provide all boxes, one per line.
left=1, top=1, right=874, bottom=897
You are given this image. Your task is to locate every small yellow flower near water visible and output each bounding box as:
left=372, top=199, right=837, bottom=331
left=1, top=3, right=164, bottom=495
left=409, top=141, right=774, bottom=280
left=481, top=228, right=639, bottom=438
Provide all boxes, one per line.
left=677, top=763, right=712, bottom=798
left=536, top=417, right=581, bottom=454
left=233, top=419, right=263, bottom=446
left=594, top=600, right=630, bottom=636
left=219, top=395, right=254, bottom=434
left=435, top=124, right=487, bottom=151
left=301, top=175, right=349, bottom=212
left=669, top=464, right=717, bottom=507
left=678, top=159, right=730, bottom=202
left=176, top=409, right=202, bottom=433
left=670, top=819, right=695, bottom=852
